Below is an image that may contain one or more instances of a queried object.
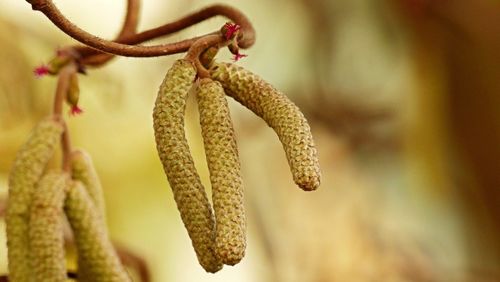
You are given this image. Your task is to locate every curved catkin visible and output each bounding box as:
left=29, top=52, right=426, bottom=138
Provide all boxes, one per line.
left=70, top=150, right=106, bottom=219
left=196, top=78, right=246, bottom=265
left=152, top=59, right=222, bottom=272
left=209, top=62, right=321, bottom=191
left=6, top=116, right=64, bottom=282
left=64, top=180, right=130, bottom=282
left=29, top=172, right=69, bottom=282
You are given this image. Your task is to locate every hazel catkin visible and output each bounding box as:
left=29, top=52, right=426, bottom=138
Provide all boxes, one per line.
left=64, top=180, right=130, bottom=282
left=209, top=62, right=321, bottom=191
left=196, top=78, right=246, bottom=265
left=29, top=172, right=69, bottom=282
left=6, top=116, right=64, bottom=282
left=153, top=59, right=222, bottom=272
left=70, top=149, right=106, bottom=220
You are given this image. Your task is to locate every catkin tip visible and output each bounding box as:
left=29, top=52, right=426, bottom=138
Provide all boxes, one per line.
left=209, top=62, right=322, bottom=191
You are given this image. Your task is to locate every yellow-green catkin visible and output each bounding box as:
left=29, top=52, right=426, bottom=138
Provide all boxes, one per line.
left=29, top=172, right=69, bottom=282
left=153, top=59, right=222, bottom=273
left=209, top=62, right=321, bottom=191
left=64, top=180, right=131, bottom=282
left=196, top=78, right=246, bottom=265
left=6, top=116, right=64, bottom=282
left=70, top=150, right=106, bottom=220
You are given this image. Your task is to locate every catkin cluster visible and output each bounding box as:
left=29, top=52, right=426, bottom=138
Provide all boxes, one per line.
left=153, top=59, right=321, bottom=271
left=6, top=118, right=129, bottom=282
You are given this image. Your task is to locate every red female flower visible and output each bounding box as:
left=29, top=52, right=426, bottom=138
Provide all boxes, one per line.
left=70, top=105, right=84, bottom=116
left=33, top=65, right=50, bottom=78
left=223, top=23, right=241, bottom=40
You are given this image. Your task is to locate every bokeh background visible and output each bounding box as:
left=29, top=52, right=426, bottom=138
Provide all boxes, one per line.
left=1, top=0, right=499, bottom=281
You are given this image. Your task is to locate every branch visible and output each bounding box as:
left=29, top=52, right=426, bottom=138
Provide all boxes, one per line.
left=27, top=1, right=255, bottom=58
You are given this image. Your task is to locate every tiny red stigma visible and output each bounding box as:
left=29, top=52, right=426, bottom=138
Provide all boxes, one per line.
left=33, top=65, right=50, bottom=78
left=224, top=23, right=241, bottom=40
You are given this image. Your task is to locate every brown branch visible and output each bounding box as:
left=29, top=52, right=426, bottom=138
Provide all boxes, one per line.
left=27, top=1, right=255, bottom=59
left=185, top=34, right=226, bottom=78
left=75, top=0, right=141, bottom=67
left=119, top=0, right=140, bottom=38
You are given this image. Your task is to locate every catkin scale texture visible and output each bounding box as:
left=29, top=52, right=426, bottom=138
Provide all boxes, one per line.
left=153, top=59, right=222, bottom=272
left=29, top=172, right=69, bottom=282
left=196, top=78, right=246, bottom=265
left=210, top=63, right=321, bottom=191
left=64, top=181, right=130, bottom=282
left=6, top=117, right=64, bottom=282
left=70, top=150, right=106, bottom=220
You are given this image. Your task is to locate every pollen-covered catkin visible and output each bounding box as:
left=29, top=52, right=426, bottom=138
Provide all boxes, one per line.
left=209, top=62, right=321, bottom=191
left=196, top=78, right=246, bottom=265
left=6, top=116, right=64, bottom=282
left=29, top=172, right=69, bottom=282
left=70, top=150, right=106, bottom=219
left=64, top=180, right=131, bottom=282
left=153, top=59, right=222, bottom=273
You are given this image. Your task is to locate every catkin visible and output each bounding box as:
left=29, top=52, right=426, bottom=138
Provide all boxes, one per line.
left=64, top=180, right=130, bottom=282
left=70, top=150, right=106, bottom=219
left=6, top=116, right=64, bottom=282
left=196, top=78, right=246, bottom=265
left=29, top=172, right=69, bottom=282
left=153, top=59, right=222, bottom=272
left=209, top=62, right=321, bottom=191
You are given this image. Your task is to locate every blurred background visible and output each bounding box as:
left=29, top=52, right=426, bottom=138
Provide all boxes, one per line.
left=1, top=0, right=499, bottom=281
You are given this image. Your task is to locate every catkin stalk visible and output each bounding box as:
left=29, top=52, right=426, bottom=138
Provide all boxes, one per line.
left=153, top=59, right=222, bottom=273
left=70, top=150, right=106, bottom=220
left=196, top=78, right=246, bottom=265
left=6, top=116, right=64, bottom=282
left=29, top=172, right=69, bottom=282
left=209, top=62, right=321, bottom=191
left=64, top=180, right=130, bottom=282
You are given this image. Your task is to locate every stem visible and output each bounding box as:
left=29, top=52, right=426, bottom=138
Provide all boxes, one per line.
left=53, top=63, right=77, bottom=173
left=119, top=0, right=140, bottom=38
left=185, top=34, right=226, bottom=78
left=27, top=1, right=255, bottom=58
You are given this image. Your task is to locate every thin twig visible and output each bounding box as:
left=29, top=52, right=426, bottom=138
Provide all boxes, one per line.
left=119, top=0, right=140, bottom=38
left=185, top=34, right=226, bottom=78
left=77, top=0, right=141, bottom=66
left=27, top=1, right=255, bottom=58
left=52, top=63, right=77, bottom=173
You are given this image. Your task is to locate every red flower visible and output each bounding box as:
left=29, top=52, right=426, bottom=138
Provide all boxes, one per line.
left=233, top=52, right=248, bottom=62
left=33, top=65, right=50, bottom=78
left=70, top=105, right=84, bottom=116
left=224, top=23, right=241, bottom=40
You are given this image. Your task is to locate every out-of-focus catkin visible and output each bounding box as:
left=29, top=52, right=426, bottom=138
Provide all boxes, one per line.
left=152, top=59, right=222, bottom=272
left=70, top=149, right=106, bottom=219
left=196, top=78, right=246, bottom=265
left=29, top=172, right=69, bottom=282
left=64, top=180, right=130, bottom=282
left=6, top=116, right=64, bottom=282
left=209, top=62, right=321, bottom=191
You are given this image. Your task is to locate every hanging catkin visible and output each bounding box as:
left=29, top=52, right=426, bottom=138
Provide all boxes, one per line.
left=64, top=180, right=131, bottom=282
left=196, top=78, right=246, bottom=265
left=29, top=172, right=69, bottom=282
left=209, top=62, right=321, bottom=191
left=6, top=116, right=64, bottom=282
left=153, top=59, right=222, bottom=272
left=70, top=149, right=106, bottom=219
